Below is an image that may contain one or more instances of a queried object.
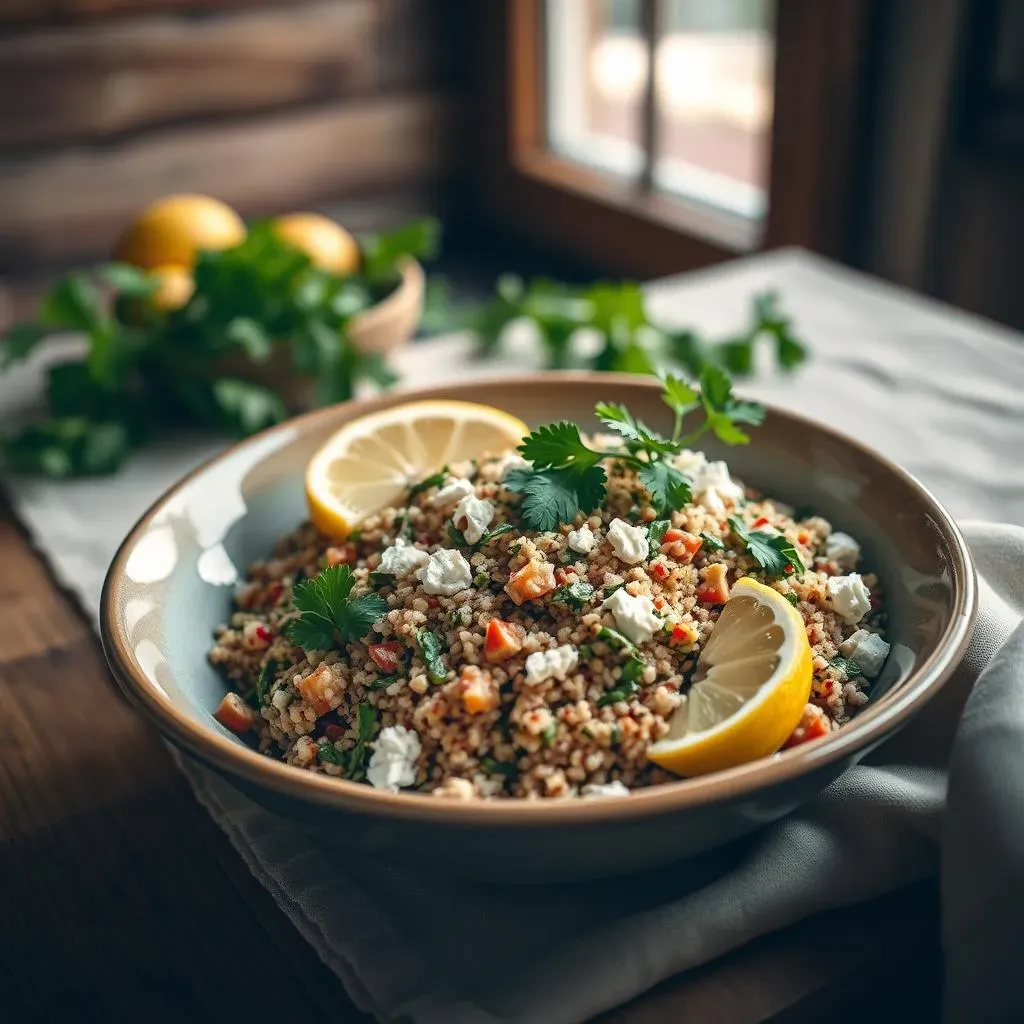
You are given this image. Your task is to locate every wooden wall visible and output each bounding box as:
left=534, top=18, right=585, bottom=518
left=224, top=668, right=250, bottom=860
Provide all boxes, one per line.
left=0, top=0, right=467, bottom=309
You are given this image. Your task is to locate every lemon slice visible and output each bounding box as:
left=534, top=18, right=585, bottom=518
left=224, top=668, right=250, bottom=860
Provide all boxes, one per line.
left=648, top=578, right=813, bottom=777
left=306, top=400, right=528, bottom=539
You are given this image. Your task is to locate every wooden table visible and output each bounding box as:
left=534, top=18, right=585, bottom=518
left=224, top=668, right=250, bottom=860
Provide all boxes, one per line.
left=7, top=248, right=992, bottom=1022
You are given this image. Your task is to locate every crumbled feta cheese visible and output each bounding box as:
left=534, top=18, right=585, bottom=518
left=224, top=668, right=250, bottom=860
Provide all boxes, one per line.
left=606, top=518, right=649, bottom=564
left=567, top=523, right=597, bottom=554
left=673, top=449, right=707, bottom=476
left=429, top=477, right=474, bottom=506
left=417, top=548, right=473, bottom=596
left=452, top=494, right=495, bottom=544
left=366, top=725, right=421, bottom=792
left=839, top=628, right=890, bottom=678
left=524, top=644, right=579, bottom=686
left=603, top=588, right=662, bottom=644
left=693, top=461, right=744, bottom=514
left=271, top=688, right=291, bottom=710
left=827, top=573, right=871, bottom=624
left=581, top=780, right=630, bottom=799
left=378, top=538, right=430, bottom=576
left=825, top=531, right=861, bottom=571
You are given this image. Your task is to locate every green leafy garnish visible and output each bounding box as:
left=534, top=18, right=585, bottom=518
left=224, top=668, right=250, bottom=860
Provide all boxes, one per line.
left=602, top=582, right=625, bottom=599
left=318, top=703, right=378, bottom=777
left=784, top=592, right=800, bottom=607
left=508, top=370, right=762, bottom=529
left=550, top=580, right=595, bottom=610
left=481, top=756, right=517, bottom=777
left=647, top=519, right=672, bottom=548
left=415, top=629, right=448, bottom=684
left=285, top=565, right=387, bottom=652
left=597, top=626, right=636, bottom=652
left=830, top=655, right=863, bottom=678
left=254, top=659, right=279, bottom=706
left=407, top=467, right=448, bottom=500
left=597, top=680, right=641, bottom=707
left=473, top=570, right=491, bottom=587
left=449, top=520, right=517, bottom=550
left=700, top=531, right=726, bottom=551
left=728, top=516, right=806, bottom=579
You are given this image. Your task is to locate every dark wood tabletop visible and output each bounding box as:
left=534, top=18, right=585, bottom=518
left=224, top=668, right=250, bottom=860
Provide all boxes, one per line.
left=0, top=501, right=943, bottom=1023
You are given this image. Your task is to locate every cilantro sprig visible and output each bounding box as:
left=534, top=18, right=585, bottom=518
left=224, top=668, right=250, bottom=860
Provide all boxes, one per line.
left=507, top=367, right=764, bottom=531
left=317, top=703, right=377, bottom=778
left=285, top=565, right=387, bottom=652
left=728, top=516, right=806, bottom=579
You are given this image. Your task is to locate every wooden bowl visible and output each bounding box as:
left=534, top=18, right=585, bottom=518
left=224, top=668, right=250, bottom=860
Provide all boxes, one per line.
left=216, top=258, right=424, bottom=409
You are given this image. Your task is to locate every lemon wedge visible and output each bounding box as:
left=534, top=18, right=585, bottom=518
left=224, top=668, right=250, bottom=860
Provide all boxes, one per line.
left=648, top=578, right=813, bottom=777
left=306, top=400, right=528, bottom=539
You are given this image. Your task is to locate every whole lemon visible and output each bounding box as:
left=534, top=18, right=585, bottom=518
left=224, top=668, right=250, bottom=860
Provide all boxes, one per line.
left=148, top=264, right=195, bottom=312
left=271, top=212, right=360, bottom=275
left=115, top=194, right=246, bottom=270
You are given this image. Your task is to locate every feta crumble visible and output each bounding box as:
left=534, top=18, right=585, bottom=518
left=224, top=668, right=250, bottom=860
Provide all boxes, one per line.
left=429, top=477, right=474, bottom=506
left=839, top=628, right=890, bottom=678
left=567, top=523, right=597, bottom=554
left=417, top=548, right=473, bottom=596
left=825, top=531, right=861, bottom=571
left=606, top=518, right=649, bottom=564
left=524, top=644, right=579, bottom=685
left=366, top=725, right=421, bottom=792
left=827, top=573, right=871, bottom=624
left=602, top=588, right=662, bottom=644
left=378, top=538, right=430, bottom=576
left=452, top=494, right=495, bottom=544
left=693, top=461, right=744, bottom=515
left=581, top=780, right=630, bottom=799
left=673, top=449, right=707, bottom=476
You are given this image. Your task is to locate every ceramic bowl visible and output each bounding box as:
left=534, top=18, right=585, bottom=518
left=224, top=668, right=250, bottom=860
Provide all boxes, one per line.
left=100, top=374, right=976, bottom=882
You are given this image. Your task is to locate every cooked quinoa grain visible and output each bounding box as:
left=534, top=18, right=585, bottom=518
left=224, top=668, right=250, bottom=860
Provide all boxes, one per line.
left=209, top=448, right=888, bottom=799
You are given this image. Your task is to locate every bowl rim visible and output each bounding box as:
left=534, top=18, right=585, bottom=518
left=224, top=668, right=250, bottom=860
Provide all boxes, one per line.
left=100, top=372, right=978, bottom=827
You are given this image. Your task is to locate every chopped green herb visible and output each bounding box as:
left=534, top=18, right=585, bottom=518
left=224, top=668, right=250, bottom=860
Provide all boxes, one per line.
left=450, top=521, right=517, bottom=551
left=597, top=680, right=641, bottom=707
left=368, top=570, right=392, bottom=587
left=317, top=739, right=347, bottom=767
left=473, top=570, right=491, bottom=587
left=365, top=677, right=393, bottom=691
left=830, top=655, right=863, bottom=679
left=254, top=659, right=279, bottom=706
left=508, top=542, right=522, bottom=556
left=728, top=516, right=806, bottom=579
left=415, top=628, right=448, bottom=684
left=700, top=531, right=725, bottom=551
left=620, top=655, right=646, bottom=684
left=784, top=592, right=800, bottom=607
left=408, top=468, right=448, bottom=500
left=597, top=625, right=637, bottom=653
left=348, top=529, right=362, bottom=542
left=285, top=564, right=387, bottom=652
left=447, top=524, right=467, bottom=547
left=550, top=580, right=595, bottom=610
left=647, top=519, right=672, bottom=547
left=541, top=722, right=557, bottom=747
left=602, top=582, right=625, bottom=599
left=578, top=643, right=593, bottom=660
left=610, top=723, right=621, bottom=746
left=481, top=756, right=517, bottom=777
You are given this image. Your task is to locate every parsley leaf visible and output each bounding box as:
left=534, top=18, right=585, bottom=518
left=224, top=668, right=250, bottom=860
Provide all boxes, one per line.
left=550, top=580, right=595, bottom=609
left=286, top=565, right=386, bottom=651
left=597, top=679, right=641, bottom=706
left=593, top=402, right=680, bottom=455
left=596, top=626, right=638, bottom=654
left=700, top=531, right=725, bottom=551
left=648, top=519, right=672, bottom=547
left=505, top=464, right=606, bottom=532
left=830, top=655, right=863, bottom=678
left=638, top=461, right=692, bottom=514
left=728, top=517, right=806, bottom=578
left=415, top=629, right=448, bottom=684
left=518, top=421, right=603, bottom=471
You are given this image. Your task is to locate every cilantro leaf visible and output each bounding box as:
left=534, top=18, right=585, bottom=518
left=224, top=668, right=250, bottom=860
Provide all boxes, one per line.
left=700, top=531, right=725, bottom=551
left=594, top=402, right=679, bottom=455
left=638, top=461, right=692, bottom=514
left=408, top=467, right=448, bottom=500
left=648, top=519, right=671, bottom=547
left=728, top=517, right=806, bottom=578
left=505, top=465, right=606, bottom=532
left=661, top=373, right=699, bottom=415
left=830, top=655, right=863, bottom=679
left=286, top=565, right=385, bottom=651
left=697, top=365, right=765, bottom=445
left=597, top=678, right=641, bottom=706
left=550, top=580, right=595, bottom=609
left=415, top=629, right=448, bottom=684
left=518, top=421, right=602, bottom=471
left=255, top=659, right=279, bottom=706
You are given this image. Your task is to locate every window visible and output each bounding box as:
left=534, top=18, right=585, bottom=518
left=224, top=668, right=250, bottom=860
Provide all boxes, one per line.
left=472, top=0, right=871, bottom=278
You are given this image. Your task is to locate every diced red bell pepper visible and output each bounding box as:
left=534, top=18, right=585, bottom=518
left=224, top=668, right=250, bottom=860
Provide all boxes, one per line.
left=368, top=641, right=403, bottom=674
left=215, top=692, right=257, bottom=734
left=484, top=618, right=524, bottom=662
left=297, top=664, right=337, bottom=716
left=504, top=560, right=556, bottom=605
left=696, top=563, right=730, bottom=605
left=660, top=529, right=703, bottom=563
left=669, top=621, right=699, bottom=647
left=783, top=704, right=831, bottom=748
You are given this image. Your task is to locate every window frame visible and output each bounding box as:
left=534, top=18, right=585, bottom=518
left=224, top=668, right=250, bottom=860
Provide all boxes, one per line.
left=470, top=0, right=873, bottom=278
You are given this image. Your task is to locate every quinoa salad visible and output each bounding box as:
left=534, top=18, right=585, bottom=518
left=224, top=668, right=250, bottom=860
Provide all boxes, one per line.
left=208, top=387, right=890, bottom=801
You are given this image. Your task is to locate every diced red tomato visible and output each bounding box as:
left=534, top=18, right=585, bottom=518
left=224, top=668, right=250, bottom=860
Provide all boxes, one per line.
left=662, top=528, right=686, bottom=544
left=368, top=641, right=403, bottom=674
left=653, top=596, right=666, bottom=610
left=214, top=692, right=257, bottom=734
left=753, top=516, right=770, bottom=528
left=297, top=664, right=337, bottom=716
left=649, top=561, right=670, bottom=581
left=504, top=560, right=556, bottom=605
left=696, top=563, right=730, bottom=605
left=458, top=665, right=500, bottom=713
left=669, top=621, right=699, bottom=647
left=660, top=530, right=703, bottom=564
left=783, top=704, right=832, bottom=748
left=797, top=530, right=810, bottom=546
left=485, top=618, right=524, bottom=662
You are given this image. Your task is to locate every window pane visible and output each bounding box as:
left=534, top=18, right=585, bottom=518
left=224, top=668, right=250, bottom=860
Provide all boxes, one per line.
left=545, top=0, right=775, bottom=238
left=546, top=0, right=646, bottom=180
left=654, top=0, right=774, bottom=224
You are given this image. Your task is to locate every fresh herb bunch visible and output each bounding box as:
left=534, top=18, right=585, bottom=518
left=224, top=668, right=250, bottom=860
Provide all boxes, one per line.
left=470, top=277, right=807, bottom=379
left=0, top=217, right=439, bottom=477
left=286, top=564, right=387, bottom=652
left=728, top=515, right=806, bottom=579
left=505, top=366, right=764, bottom=531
